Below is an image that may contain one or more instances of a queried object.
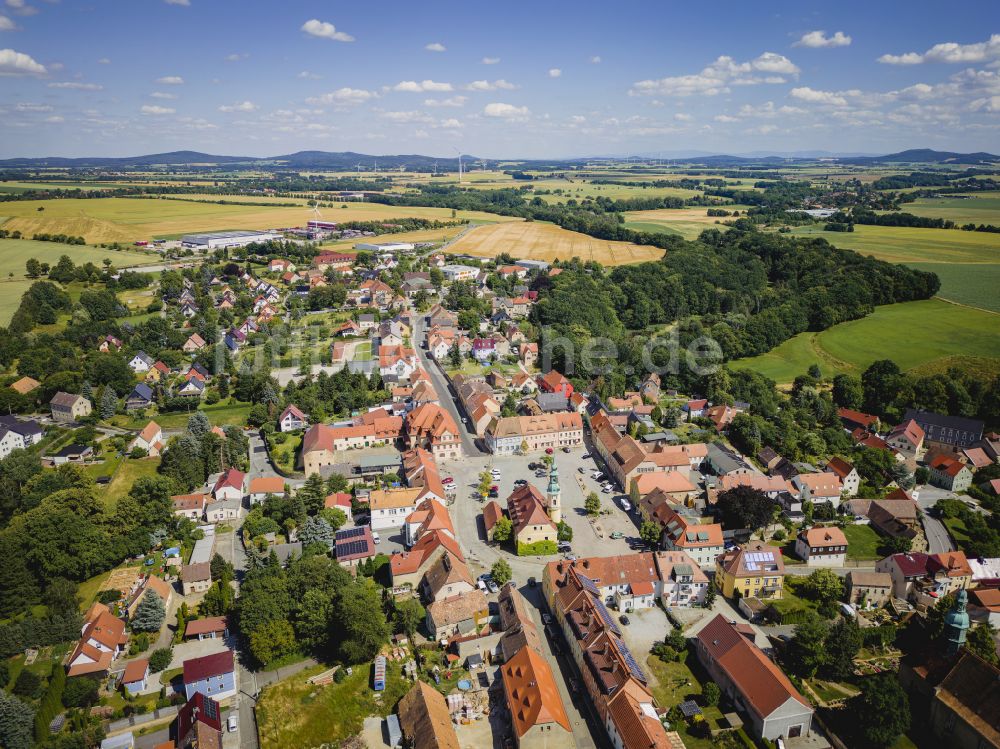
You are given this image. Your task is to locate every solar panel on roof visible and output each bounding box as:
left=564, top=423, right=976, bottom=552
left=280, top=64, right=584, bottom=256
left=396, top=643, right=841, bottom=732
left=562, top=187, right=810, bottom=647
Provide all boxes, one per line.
left=336, top=527, right=366, bottom=540
left=337, top=540, right=371, bottom=557
left=578, top=574, right=600, bottom=597
left=593, top=599, right=622, bottom=636
left=615, top=638, right=648, bottom=683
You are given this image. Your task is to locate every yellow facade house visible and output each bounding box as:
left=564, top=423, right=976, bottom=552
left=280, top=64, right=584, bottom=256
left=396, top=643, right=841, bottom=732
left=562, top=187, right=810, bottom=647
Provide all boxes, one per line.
left=715, top=542, right=785, bottom=600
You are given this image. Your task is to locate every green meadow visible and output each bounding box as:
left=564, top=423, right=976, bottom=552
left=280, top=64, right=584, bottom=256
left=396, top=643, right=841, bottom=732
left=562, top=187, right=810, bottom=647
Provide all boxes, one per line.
left=734, top=298, right=1000, bottom=384
left=788, top=224, right=1000, bottom=264
left=906, top=262, right=1000, bottom=313
left=897, top=192, right=1000, bottom=224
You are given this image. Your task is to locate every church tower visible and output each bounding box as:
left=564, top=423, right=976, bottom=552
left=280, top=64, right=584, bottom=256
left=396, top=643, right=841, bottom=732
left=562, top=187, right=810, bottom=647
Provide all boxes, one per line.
left=944, top=588, right=970, bottom=656
left=546, top=461, right=562, bottom=524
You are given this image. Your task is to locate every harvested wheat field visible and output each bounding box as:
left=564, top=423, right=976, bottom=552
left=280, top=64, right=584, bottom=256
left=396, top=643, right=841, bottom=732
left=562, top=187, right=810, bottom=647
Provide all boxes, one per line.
left=445, top=221, right=665, bottom=266
left=0, top=197, right=517, bottom=244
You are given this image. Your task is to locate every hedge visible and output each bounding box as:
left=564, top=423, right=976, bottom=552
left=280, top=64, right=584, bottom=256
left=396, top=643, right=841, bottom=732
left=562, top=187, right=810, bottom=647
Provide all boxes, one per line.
left=516, top=540, right=558, bottom=556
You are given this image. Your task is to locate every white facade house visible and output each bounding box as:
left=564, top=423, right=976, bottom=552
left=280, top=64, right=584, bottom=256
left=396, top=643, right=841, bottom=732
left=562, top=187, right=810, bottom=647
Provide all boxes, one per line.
left=129, top=351, right=154, bottom=373
left=440, top=264, right=480, bottom=282
left=0, top=428, right=23, bottom=460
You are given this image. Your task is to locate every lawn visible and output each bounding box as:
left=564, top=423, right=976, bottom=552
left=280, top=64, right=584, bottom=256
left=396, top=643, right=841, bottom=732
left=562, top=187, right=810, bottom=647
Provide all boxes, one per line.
left=352, top=340, right=372, bottom=361
left=905, top=262, right=1000, bottom=313
left=110, top=401, right=252, bottom=430
left=787, top=224, right=1000, bottom=264
left=842, top=523, right=883, bottom=561
left=644, top=654, right=739, bottom=749
left=269, top=432, right=302, bottom=473
left=256, top=662, right=410, bottom=749
left=734, top=298, right=1000, bottom=384
left=766, top=577, right=818, bottom=622
left=103, top=457, right=162, bottom=508
left=445, top=220, right=666, bottom=266
left=0, top=197, right=519, bottom=244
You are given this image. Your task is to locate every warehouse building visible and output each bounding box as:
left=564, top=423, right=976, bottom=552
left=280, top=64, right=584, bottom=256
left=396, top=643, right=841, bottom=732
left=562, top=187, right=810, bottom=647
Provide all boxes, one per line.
left=354, top=241, right=415, bottom=253
left=180, top=230, right=284, bottom=251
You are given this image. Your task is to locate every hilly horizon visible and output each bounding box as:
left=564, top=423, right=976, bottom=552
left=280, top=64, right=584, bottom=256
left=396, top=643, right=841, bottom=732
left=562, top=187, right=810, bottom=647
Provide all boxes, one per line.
left=0, top=148, right=997, bottom=171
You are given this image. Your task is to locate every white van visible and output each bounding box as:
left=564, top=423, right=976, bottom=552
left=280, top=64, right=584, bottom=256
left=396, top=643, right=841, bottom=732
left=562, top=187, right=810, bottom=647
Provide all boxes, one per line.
left=372, top=531, right=381, bottom=544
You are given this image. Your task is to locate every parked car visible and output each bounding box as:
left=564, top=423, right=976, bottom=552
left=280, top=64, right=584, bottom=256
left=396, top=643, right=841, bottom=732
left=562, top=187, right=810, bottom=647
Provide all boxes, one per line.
left=442, top=476, right=454, bottom=485
left=487, top=579, right=499, bottom=594
left=557, top=541, right=572, bottom=552
left=372, top=531, right=381, bottom=544
left=619, top=614, right=631, bottom=626
left=228, top=715, right=238, bottom=732
left=578, top=467, right=586, bottom=474
left=602, top=486, right=613, bottom=494
left=541, top=613, right=553, bottom=625
left=561, top=446, right=571, bottom=453
left=564, top=554, right=578, bottom=562
left=610, top=531, right=624, bottom=539
left=619, top=498, right=632, bottom=512
left=581, top=452, right=591, bottom=459
left=528, top=577, right=536, bottom=587
left=514, top=478, right=527, bottom=486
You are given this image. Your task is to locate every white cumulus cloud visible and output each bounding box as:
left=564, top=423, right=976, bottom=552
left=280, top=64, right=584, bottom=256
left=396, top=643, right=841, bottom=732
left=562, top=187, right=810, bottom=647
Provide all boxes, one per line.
left=0, top=15, right=15, bottom=30
left=219, top=100, right=257, bottom=112
left=424, top=96, right=467, bottom=107
left=483, top=102, right=529, bottom=119
left=591, top=56, right=601, bottom=63
left=482, top=57, right=500, bottom=65
left=793, top=30, right=851, bottom=48
left=97, top=57, right=111, bottom=64
left=150, top=91, right=177, bottom=99
left=713, top=114, right=739, bottom=122
left=14, top=102, right=51, bottom=111
left=878, top=34, right=1000, bottom=65
left=164, top=0, right=190, bottom=5
left=438, top=118, right=463, bottom=128
left=464, top=79, right=517, bottom=91
left=306, top=87, right=376, bottom=105
left=297, top=71, right=321, bottom=80
left=141, top=105, right=175, bottom=115
left=789, top=86, right=848, bottom=106
left=0, top=47, right=44, bottom=75
left=548, top=68, right=562, bottom=78
left=630, top=51, right=798, bottom=96
left=48, top=81, right=103, bottom=90
left=301, top=19, right=354, bottom=42
left=156, top=75, right=184, bottom=85
left=392, top=79, right=452, bottom=92
left=425, top=42, right=446, bottom=52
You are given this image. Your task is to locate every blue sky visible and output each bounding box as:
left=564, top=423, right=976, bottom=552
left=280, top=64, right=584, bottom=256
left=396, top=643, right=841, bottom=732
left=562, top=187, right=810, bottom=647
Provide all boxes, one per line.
left=0, top=0, right=998, bottom=158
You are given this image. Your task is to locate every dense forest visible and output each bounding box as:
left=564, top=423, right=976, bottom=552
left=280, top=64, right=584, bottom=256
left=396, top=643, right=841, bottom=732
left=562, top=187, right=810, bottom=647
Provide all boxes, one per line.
left=526, top=222, right=938, bottom=389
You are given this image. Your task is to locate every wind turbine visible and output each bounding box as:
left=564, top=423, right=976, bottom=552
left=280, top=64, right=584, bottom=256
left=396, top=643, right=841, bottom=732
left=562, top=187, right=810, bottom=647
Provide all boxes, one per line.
left=453, top=146, right=463, bottom=183
left=356, top=162, right=363, bottom=175
left=373, top=159, right=378, bottom=175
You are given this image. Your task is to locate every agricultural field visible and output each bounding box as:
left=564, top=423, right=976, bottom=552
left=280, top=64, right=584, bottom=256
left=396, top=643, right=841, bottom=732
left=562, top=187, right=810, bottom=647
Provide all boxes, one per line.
left=787, top=224, right=1000, bottom=264
left=0, top=279, right=34, bottom=325
left=0, top=197, right=520, bottom=244
left=623, top=206, right=745, bottom=240
left=895, top=192, right=1000, bottom=224
left=734, top=298, right=1000, bottom=384
left=906, top=262, right=1000, bottom=313
left=445, top=220, right=665, bottom=265
left=319, top=223, right=474, bottom=253
left=0, top=237, right=157, bottom=273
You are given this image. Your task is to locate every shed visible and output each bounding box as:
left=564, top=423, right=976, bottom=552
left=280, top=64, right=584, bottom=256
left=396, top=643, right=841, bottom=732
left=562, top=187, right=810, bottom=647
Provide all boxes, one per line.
left=386, top=714, right=402, bottom=748
left=465, top=653, right=483, bottom=670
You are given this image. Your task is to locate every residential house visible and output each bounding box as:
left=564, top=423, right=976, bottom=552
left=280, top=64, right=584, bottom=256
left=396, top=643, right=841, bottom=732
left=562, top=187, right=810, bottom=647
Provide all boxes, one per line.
left=404, top=498, right=455, bottom=547
left=50, top=391, right=92, bottom=423
left=370, top=487, right=424, bottom=531
left=792, top=471, right=844, bottom=509
left=248, top=476, right=284, bottom=504
left=838, top=408, right=880, bottom=433
left=122, top=658, right=149, bottom=696
left=278, top=404, right=307, bottom=432
left=542, top=564, right=672, bottom=749
left=906, top=651, right=1000, bottom=749
left=422, top=551, right=476, bottom=602
left=500, top=646, right=574, bottom=749
left=335, top=526, right=376, bottom=567
left=128, top=351, right=154, bottom=373
left=794, top=526, right=848, bottom=567
left=825, top=456, right=860, bottom=497
left=440, top=264, right=480, bottom=282
left=472, top=338, right=496, bottom=362
left=390, top=530, right=465, bottom=589
left=379, top=344, right=419, bottom=380
left=176, top=692, right=224, bottom=749
left=180, top=563, right=212, bottom=596
left=875, top=552, right=971, bottom=602
left=125, top=383, right=154, bottom=412
left=405, top=403, right=462, bottom=461
left=537, top=370, right=573, bottom=397
left=48, top=444, right=94, bottom=464
left=397, top=680, right=460, bottom=749
left=0, top=416, right=43, bottom=448
left=425, top=589, right=488, bottom=641
left=182, top=650, right=236, bottom=701
left=98, top=335, right=123, bottom=353
left=657, top=550, right=711, bottom=608
left=301, top=417, right=403, bottom=475
left=205, top=497, right=241, bottom=524
left=184, top=616, right=228, bottom=641
left=903, top=409, right=984, bottom=454
left=145, top=361, right=170, bottom=384
left=929, top=455, right=974, bottom=492
left=483, top=500, right=505, bottom=542
left=129, top=421, right=163, bottom=457
left=178, top=376, right=205, bottom=399
left=172, top=493, right=207, bottom=521
left=695, top=616, right=813, bottom=741
left=888, top=419, right=926, bottom=455
left=653, top=502, right=724, bottom=569
left=715, top=542, right=785, bottom=600
left=520, top=342, right=538, bottom=368
left=212, top=468, right=246, bottom=501
left=845, top=570, right=893, bottom=609
left=67, top=603, right=128, bottom=677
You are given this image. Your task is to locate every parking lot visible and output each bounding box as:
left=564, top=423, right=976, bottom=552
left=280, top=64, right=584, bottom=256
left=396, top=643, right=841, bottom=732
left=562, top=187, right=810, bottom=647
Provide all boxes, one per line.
left=441, top=445, right=642, bottom=582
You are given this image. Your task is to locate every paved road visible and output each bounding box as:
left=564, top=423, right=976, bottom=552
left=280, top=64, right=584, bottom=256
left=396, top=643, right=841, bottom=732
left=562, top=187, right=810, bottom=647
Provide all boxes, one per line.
left=411, top=312, right=486, bottom=456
